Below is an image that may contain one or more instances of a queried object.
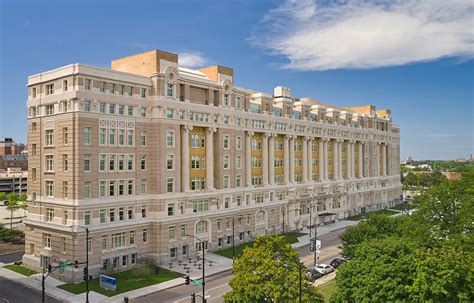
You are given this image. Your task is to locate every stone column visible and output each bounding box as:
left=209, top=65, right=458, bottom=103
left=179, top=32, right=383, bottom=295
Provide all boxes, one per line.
left=181, top=126, right=190, bottom=192
left=289, top=136, right=295, bottom=183
left=324, top=139, right=329, bottom=180
left=338, top=140, right=343, bottom=180
left=333, top=140, right=339, bottom=180
left=351, top=142, right=355, bottom=179
left=246, top=131, right=252, bottom=187
left=358, top=142, right=363, bottom=178
left=205, top=128, right=215, bottom=190
left=346, top=141, right=351, bottom=179
left=376, top=142, right=381, bottom=176
left=382, top=143, right=387, bottom=176
left=307, top=138, right=313, bottom=182
left=319, top=138, right=324, bottom=182
left=302, top=137, right=308, bottom=183
left=284, top=135, right=290, bottom=184
left=269, top=134, right=275, bottom=185
left=262, top=133, right=269, bottom=186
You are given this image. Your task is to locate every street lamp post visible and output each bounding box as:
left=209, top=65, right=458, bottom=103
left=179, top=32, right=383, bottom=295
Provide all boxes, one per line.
left=71, top=225, right=90, bottom=303
left=232, top=217, right=235, bottom=263
left=186, top=234, right=206, bottom=303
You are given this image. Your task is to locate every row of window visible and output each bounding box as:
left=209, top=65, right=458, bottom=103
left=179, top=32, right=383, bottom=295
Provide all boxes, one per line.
left=32, top=79, right=147, bottom=98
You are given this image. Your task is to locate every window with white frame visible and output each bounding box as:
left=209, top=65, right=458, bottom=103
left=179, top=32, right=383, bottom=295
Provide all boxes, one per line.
left=45, top=208, right=54, bottom=222
left=83, top=127, right=91, bottom=144
left=223, top=175, right=230, bottom=189
left=99, top=128, right=106, bottom=145
left=83, top=101, right=91, bottom=112
left=196, top=221, right=208, bottom=235
left=223, top=155, right=230, bottom=169
left=83, top=182, right=91, bottom=198
left=236, top=155, right=242, bottom=169
left=223, top=135, right=230, bottom=149
left=166, top=177, right=174, bottom=193
left=166, top=154, right=174, bottom=170
left=236, top=136, right=242, bottom=150
left=166, top=131, right=174, bottom=147
left=43, top=233, right=52, bottom=248
left=45, top=129, right=54, bottom=146
left=45, top=155, right=54, bottom=172
left=127, top=130, right=134, bottom=146
left=46, top=84, right=54, bottom=95
left=45, top=181, right=54, bottom=197
left=140, top=131, right=147, bottom=146
left=84, top=154, right=91, bottom=172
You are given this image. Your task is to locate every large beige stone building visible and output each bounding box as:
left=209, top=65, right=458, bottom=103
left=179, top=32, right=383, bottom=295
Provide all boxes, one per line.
left=23, top=49, right=401, bottom=282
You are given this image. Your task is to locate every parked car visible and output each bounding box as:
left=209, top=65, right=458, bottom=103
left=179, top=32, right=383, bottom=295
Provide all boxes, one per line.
left=329, top=258, right=346, bottom=268
left=306, top=268, right=324, bottom=281
left=314, top=264, right=334, bottom=275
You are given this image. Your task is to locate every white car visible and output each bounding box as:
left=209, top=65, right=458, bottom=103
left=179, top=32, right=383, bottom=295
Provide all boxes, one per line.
left=314, top=264, right=334, bottom=275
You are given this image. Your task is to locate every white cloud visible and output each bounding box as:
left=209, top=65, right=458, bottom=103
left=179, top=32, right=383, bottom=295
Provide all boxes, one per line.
left=251, top=0, right=474, bottom=70
left=178, top=52, right=209, bottom=68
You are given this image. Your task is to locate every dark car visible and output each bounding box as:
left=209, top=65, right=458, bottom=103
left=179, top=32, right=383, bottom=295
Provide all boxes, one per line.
left=329, top=258, right=346, bottom=268
left=306, top=268, right=324, bottom=281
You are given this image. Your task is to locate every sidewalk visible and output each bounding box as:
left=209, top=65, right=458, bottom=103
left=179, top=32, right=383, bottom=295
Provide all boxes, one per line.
left=291, top=220, right=358, bottom=249
left=0, top=220, right=354, bottom=303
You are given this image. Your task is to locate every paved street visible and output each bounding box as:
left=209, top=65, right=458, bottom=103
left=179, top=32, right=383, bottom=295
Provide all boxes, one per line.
left=133, top=228, right=344, bottom=303
left=0, top=276, right=62, bottom=303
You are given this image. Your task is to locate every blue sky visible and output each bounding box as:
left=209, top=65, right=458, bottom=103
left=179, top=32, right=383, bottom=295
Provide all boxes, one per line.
left=1, top=0, right=473, bottom=160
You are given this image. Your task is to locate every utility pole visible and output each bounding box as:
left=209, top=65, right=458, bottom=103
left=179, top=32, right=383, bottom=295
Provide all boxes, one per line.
left=187, top=234, right=206, bottom=302
left=72, top=225, right=90, bottom=303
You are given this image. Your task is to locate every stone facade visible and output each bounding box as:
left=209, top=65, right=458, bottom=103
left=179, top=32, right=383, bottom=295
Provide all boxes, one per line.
left=23, top=49, right=401, bottom=282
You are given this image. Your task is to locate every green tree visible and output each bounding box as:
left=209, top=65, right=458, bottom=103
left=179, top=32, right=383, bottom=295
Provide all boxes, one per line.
left=224, top=234, right=323, bottom=303
left=339, top=215, right=409, bottom=259
left=4, top=193, right=27, bottom=229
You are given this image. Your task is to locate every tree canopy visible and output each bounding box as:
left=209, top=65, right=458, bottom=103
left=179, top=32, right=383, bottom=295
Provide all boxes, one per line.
left=333, top=171, right=474, bottom=302
left=225, top=234, right=323, bottom=303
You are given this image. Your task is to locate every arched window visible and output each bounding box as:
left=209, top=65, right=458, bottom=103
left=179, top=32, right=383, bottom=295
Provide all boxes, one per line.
left=196, top=220, right=208, bottom=235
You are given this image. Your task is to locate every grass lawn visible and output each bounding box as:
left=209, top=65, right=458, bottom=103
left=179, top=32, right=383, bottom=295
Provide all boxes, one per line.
left=57, top=267, right=181, bottom=296
left=347, top=208, right=399, bottom=221
left=317, top=279, right=336, bottom=302
left=214, top=232, right=305, bottom=259
left=4, top=264, right=38, bottom=276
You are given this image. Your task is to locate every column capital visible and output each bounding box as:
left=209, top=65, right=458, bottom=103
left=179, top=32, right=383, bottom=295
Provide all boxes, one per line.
left=304, top=136, right=312, bottom=141
left=206, top=127, right=217, bottom=134
left=377, top=141, right=382, bottom=145
left=182, top=125, right=193, bottom=132
left=247, top=131, right=254, bottom=137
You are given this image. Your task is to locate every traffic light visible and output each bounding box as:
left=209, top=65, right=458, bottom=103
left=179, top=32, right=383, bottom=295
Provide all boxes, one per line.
left=185, top=275, right=190, bottom=285
left=47, top=264, right=52, bottom=273
left=74, top=260, right=79, bottom=268
left=83, top=267, right=88, bottom=281
left=191, top=293, right=196, bottom=303
left=154, top=266, right=160, bottom=275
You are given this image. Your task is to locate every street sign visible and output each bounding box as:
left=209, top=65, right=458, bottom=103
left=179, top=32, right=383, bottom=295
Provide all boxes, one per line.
left=192, top=280, right=203, bottom=286
left=316, top=240, right=321, bottom=249
left=100, top=275, right=117, bottom=291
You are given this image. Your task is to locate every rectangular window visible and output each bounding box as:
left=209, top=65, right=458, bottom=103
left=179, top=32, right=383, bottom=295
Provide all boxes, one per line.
left=236, top=136, right=242, bottom=150
left=109, top=155, right=115, bottom=171
left=99, top=154, right=106, bottom=171
left=46, top=84, right=54, bottom=95
left=99, top=102, right=106, bottom=113
left=168, top=226, right=175, bottom=240
left=45, top=155, right=54, bottom=172
left=99, top=82, right=105, bottom=93
left=83, top=154, right=91, bottom=172
left=141, top=205, right=147, bottom=218
left=63, top=181, right=68, bottom=199
left=43, top=233, right=52, bottom=248
left=101, top=235, right=107, bottom=250
left=128, top=86, right=134, bottom=96
left=166, top=131, right=174, bottom=147
left=140, top=179, right=147, bottom=194
left=109, top=208, right=115, bottom=222
left=45, top=208, right=54, bottom=222
left=127, top=130, right=134, bottom=146
left=128, top=207, right=133, bottom=220
left=118, top=207, right=125, bottom=221
left=166, top=154, right=174, bottom=170
left=140, top=131, right=146, bottom=146
left=167, top=205, right=174, bottom=216
left=236, top=175, right=242, bottom=187
left=127, top=180, right=134, bottom=195
left=63, top=127, right=68, bottom=145
left=127, top=106, right=133, bottom=116
left=45, top=129, right=54, bottom=146
left=141, top=88, right=146, bottom=98
left=83, top=101, right=91, bottom=112
left=166, top=177, right=174, bottom=193
left=223, top=155, right=230, bottom=169
left=236, top=155, right=242, bottom=169
left=109, top=180, right=116, bottom=197
left=142, top=229, right=148, bottom=243
left=118, top=155, right=125, bottom=171
left=223, top=135, right=230, bottom=149
left=85, top=79, right=92, bottom=90
left=99, top=128, right=106, bottom=145
left=46, top=104, right=54, bottom=115
left=119, top=85, right=124, bottom=95
left=99, top=209, right=106, bottom=223
left=83, top=127, right=91, bottom=145
left=32, top=144, right=37, bottom=156
left=129, top=231, right=135, bottom=245
left=45, top=180, right=54, bottom=197
left=127, top=155, right=134, bottom=171
left=109, top=128, right=115, bottom=145
left=32, top=168, right=37, bottom=182
left=118, top=105, right=124, bottom=115
left=83, top=182, right=91, bottom=198
left=99, top=181, right=106, bottom=197
left=223, top=176, right=229, bottom=189
left=118, top=129, right=125, bottom=146
left=109, top=104, right=115, bottom=114
left=118, top=180, right=125, bottom=196
left=84, top=211, right=91, bottom=225
left=167, top=83, right=174, bottom=97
